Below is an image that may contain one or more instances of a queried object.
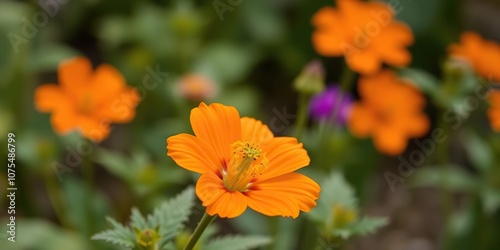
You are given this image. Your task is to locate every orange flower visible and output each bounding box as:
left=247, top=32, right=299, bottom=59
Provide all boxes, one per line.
left=448, top=32, right=500, bottom=82
left=488, top=91, right=500, bottom=132
left=177, top=74, right=216, bottom=101
left=348, top=70, right=429, bottom=155
left=166, top=103, right=320, bottom=218
left=34, top=57, right=140, bottom=142
left=312, top=0, right=413, bottom=75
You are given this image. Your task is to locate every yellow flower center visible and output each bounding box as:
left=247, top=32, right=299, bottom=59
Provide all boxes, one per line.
left=223, top=141, right=268, bottom=192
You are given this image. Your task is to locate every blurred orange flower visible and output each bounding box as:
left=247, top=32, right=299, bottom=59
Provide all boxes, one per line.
left=177, top=74, right=216, bottom=101
left=35, top=57, right=140, bottom=142
left=348, top=70, right=429, bottom=155
left=488, top=91, right=500, bottom=132
left=449, top=32, right=500, bottom=82
left=312, top=0, right=413, bottom=75
left=167, top=103, right=320, bottom=218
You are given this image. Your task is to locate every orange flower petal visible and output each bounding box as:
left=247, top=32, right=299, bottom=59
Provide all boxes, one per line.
left=258, top=137, right=310, bottom=181
left=373, top=126, right=407, bottom=155
left=488, top=92, right=500, bottom=131
left=91, top=64, right=129, bottom=107
left=205, top=190, right=247, bottom=218
left=50, top=110, right=78, bottom=134
left=94, top=87, right=141, bottom=123
left=377, top=22, right=413, bottom=66
left=449, top=31, right=500, bottom=82
left=311, top=0, right=413, bottom=74
left=34, top=84, right=73, bottom=112
left=246, top=172, right=320, bottom=218
left=58, top=57, right=93, bottom=95
left=311, top=7, right=345, bottom=56
left=167, top=134, right=221, bottom=174
left=240, top=117, right=274, bottom=144
left=404, top=113, right=430, bottom=137
left=348, top=103, right=376, bottom=137
left=347, top=50, right=380, bottom=75
left=77, top=116, right=111, bottom=142
left=196, top=172, right=227, bottom=207
left=190, top=102, right=241, bottom=165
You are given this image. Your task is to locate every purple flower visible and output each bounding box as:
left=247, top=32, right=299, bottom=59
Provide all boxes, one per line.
left=309, top=85, right=353, bottom=125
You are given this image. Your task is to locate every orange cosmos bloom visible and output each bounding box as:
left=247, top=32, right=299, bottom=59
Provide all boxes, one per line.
left=166, top=103, right=320, bottom=218
left=312, top=0, right=413, bottom=75
left=177, top=74, right=216, bottom=101
left=488, top=91, right=500, bottom=132
left=348, top=70, right=429, bottom=155
left=34, top=57, right=140, bottom=142
left=448, top=32, right=500, bottom=82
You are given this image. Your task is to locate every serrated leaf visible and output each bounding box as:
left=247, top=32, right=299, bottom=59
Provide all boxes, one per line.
left=93, top=187, right=195, bottom=249
left=339, top=216, right=388, bottom=239
left=308, top=171, right=357, bottom=224
left=91, top=217, right=135, bottom=249
left=204, top=235, right=272, bottom=250
left=130, top=207, right=149, bottom=230
left=155, top=186, right=195, bottom=248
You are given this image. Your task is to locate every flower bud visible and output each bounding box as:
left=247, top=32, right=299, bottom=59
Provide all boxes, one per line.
left=177, top=74, right=217, bottom=101
left=294, top=60, right=326, bottom=95
left=135, top=227, right=161, bottom=250
left=331, top=204, right=357, bottom=229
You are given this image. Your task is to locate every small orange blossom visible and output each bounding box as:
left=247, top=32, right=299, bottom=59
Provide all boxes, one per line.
left=488, top=91, right=500, bottom=132
left=166, top=103, right=321, bottom=218
left=348, top=70, right=429, bottom=155
left=34, top=57, right=140, bottom=142
left=312, top=0, right=413, bottom=75
left=178, top=74, right=216, bottom=101
left=448, top=31, right=500, bottom=82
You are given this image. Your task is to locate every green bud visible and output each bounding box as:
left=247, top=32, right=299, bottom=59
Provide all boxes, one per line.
left=294, top=60, right=326, bottom=95
left=331, top=204, right=357, bottom=229
left=135, top=227, right=161, bottom=250
left=443, top=57, right=472, bottom=96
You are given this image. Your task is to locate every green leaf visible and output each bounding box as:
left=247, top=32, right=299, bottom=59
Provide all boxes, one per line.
left=130, top=208, right=149, bottom=230
left=409, top=166, right=479, bottom=192
left=0, top=219, right=85, bottom=250
left=204, top=235, right=272, bottom=250
left=338, top=216, right=388, bottom=239
left=28, top=45, right=79, bottom=72
left=154, top=186, right=195, bottom=248
left=461, top=130, right=494, bottom=174
left=398, top=68, right=441, bottom=99
left=91, top=217, right=135, bottom=249
left=480, top=186, right=500, bottom=215
left=308, top=171, right=357, bottom=224
left=94, top=148, right=136, bottom=182
left=193, top=43, right=260, bottom=84
left=92, top=186, right=195, bottom=249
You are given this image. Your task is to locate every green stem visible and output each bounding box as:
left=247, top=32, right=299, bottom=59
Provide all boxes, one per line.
left=329, top=64, right=356, bottom=129
left=43, top=166, right=71, bottom=229
left=82, top=144, right=95, bottom=246
left=339, top=65, right=356, bottom=92
left=437, top=109, right=453, bottom=246
left=184, top=213, right=216, bottom=250
left=293, top=93, right=310, bottom=140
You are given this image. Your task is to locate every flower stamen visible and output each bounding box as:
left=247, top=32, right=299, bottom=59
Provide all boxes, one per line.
left=223, top=141, right=268, bottom=192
